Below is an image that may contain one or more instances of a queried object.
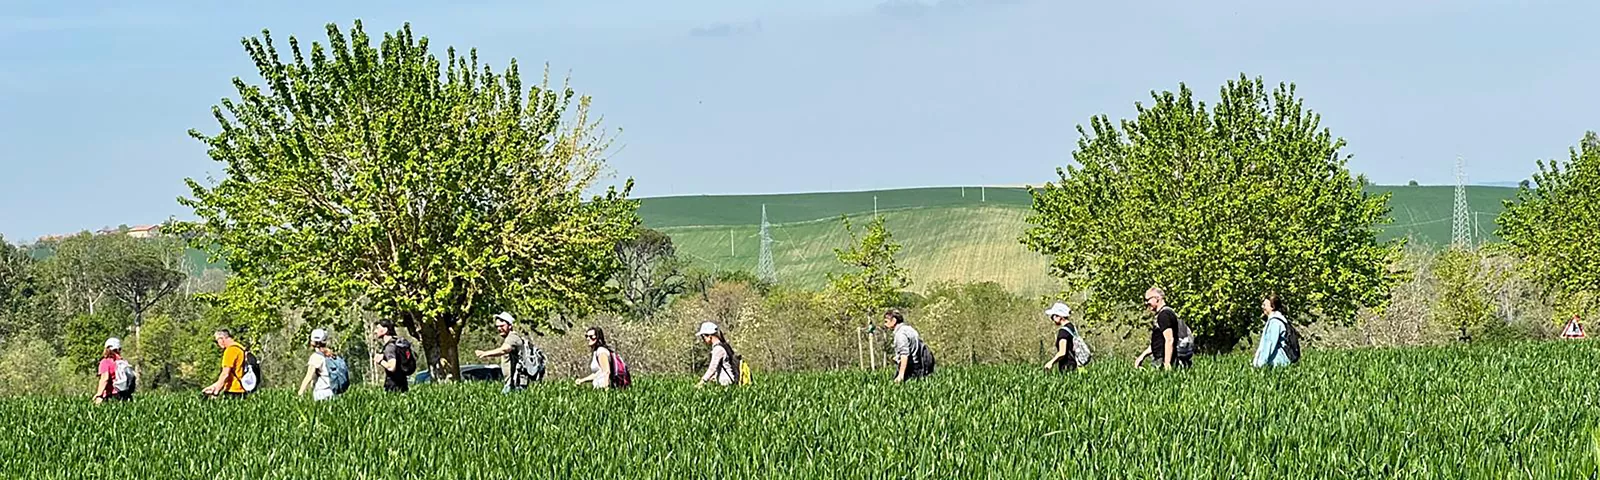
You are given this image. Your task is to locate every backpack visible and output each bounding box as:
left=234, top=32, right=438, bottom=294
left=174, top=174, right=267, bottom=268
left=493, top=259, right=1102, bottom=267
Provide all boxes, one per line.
left=514, top=335, right=546, bottom=383
left=111, top=358, right=136, bottom=394
left=1272, top=316, right=1302, bottom=364
left=323, top=353, right=351, bottom=394
left=1064, top=325, right=1092, bottom=367
left=234, top=346, right=261, bottom=394
left=608, top=350, right=632, bottom=388
left=1164, top=307, right=1196, bottom=358
left=715, top=343, right=751, bottom=386
left=389, top=338, right=418, bottom=376
left=908, top=338, right=936, bottom=378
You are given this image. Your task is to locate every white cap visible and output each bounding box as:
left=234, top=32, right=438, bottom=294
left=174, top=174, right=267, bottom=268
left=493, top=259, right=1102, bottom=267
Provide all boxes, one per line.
left=696, top=322, right=720, bottom=336
left=1044, top=302, right=1072, bottom=319
left=104, top=337, right=122, bottom=350
left=494, top=312, right=515, bottom=326
left=310, top=328, right=328, bottom=343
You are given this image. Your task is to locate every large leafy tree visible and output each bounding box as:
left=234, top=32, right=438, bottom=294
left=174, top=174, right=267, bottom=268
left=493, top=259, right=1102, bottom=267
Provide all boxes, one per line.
left=826, top=215, right=910, bottom=330
left=1023, top=75, right=1399, bottom=350
left=180, top=22, right=638, bottom=380
left=1497, top=132, right=1600, bottom=312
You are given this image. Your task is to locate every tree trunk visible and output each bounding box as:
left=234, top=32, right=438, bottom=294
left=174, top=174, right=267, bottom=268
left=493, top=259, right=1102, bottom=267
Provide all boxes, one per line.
left=416, top=317, right=463, bottom=382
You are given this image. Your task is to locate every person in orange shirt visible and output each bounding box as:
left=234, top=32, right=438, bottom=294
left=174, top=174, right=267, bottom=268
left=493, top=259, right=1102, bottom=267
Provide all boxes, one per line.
left=202, top=329, right=249, bottom=398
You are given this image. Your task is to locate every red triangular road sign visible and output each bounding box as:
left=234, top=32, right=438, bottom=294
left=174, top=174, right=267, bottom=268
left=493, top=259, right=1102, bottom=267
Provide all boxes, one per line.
left=1562, top=317, right=1586, bottom=339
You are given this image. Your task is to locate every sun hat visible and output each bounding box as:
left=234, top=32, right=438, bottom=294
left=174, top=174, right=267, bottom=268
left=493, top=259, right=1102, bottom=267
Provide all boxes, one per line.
left=696, top=322, right=720, bottom=336
left=494, top=312, right=515, bottom=325
left=105, top=337, right=121, bottom=350
left=1044, top=302, right=1072, bottom=319
left=310, top=328, right=328, bottom=343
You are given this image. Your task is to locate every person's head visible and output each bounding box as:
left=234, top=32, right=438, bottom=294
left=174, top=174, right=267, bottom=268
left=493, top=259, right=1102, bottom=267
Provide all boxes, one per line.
left=584, top=327, right=607, bottom=350
left=493, top=312, right=516, bottom=338
left=103, top=337, right=122, bottom=358
left=696, top=322, right=722, bottom=345
left=882, top=308, right=905, bottom=330
left=1144, top=287, right=1166, bottom=312
left=1045, top=302, right=1072, bottom=326
left=213, top=329, right=234, bottom=349
left=373, top=321, right=397, bottom=341
left=309, top=328, right=329, bottom=349
left=1262, top=294, right=1284, bottom=316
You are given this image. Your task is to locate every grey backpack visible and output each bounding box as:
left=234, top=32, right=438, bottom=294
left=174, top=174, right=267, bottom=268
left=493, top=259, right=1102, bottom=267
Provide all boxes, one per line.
left=112, top=359, right=137, bottom=393
left=514, top=335, right=546, bottom=382
left=1064, top=325, right=1092, bottom=367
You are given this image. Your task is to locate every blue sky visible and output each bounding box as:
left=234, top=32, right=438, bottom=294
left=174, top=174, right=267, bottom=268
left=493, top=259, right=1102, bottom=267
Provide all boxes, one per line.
left=3, top=0, right=1598, bottom=241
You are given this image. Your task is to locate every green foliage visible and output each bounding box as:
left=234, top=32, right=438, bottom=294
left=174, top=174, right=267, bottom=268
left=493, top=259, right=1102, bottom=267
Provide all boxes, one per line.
left=914, top=281, right=1037, bottom=365
left=1, top=341, right=1597, bottom=477
left=1023, top=75, right=1400, bottom=350
left=825, top=215, right=910, bottom=329
left=1431, top=248, right=1497, bottom=342
left=1497, top=131, right=1600, bottom=310
left=0, top=236, right=45, bottom=341
left=178, top=21, right=638, bottom=379
left=62, top=311, right=125, bottom=374
left=0, top=335, right=81, bottom=397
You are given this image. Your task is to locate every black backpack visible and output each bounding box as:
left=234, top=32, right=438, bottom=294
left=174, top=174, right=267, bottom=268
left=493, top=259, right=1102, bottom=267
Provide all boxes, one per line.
left=1275, top=317, right=1302, bottom=363
left=908, top=339, right=936, bottom=378
left=390, top=338, right=418, bottom=376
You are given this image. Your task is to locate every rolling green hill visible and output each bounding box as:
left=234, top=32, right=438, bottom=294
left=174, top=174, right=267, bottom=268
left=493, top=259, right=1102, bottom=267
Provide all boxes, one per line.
left=642, top=186, right=1517, bottom=295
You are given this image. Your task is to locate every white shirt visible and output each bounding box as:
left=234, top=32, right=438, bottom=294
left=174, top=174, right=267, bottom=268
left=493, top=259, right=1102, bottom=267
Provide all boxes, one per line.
left=306, top=352, right=334, bottom=401
left=589, top=347, right=613, bottom=389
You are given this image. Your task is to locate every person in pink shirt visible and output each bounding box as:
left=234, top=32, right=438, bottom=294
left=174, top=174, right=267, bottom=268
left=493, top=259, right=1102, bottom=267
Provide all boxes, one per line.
left=94, top=337, right=135, bottom=404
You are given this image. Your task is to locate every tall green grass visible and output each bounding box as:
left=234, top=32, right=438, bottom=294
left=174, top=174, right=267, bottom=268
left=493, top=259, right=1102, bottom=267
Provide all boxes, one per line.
left=2, top=340, right=1594, bottom=479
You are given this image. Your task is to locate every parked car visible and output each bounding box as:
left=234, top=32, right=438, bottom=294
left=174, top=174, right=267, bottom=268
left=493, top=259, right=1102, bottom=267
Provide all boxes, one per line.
left=413, top=364, right=503, bottom=384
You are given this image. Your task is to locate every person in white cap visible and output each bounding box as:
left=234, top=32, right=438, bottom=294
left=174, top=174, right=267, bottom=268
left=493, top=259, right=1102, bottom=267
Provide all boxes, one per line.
left=298, top=328, right=347, bottom=401
left=475, top=312, right=544, bottom=392
left=93, top=337, right=135, bottom=404
left=1042, top=303, right=1082, bottom=373
left=695, top=322, right=737, bottom=387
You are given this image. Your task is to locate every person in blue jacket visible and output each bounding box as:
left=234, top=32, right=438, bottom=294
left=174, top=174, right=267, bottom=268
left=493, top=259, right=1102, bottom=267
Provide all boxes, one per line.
left=1252, top=294, right=1293, bottom=368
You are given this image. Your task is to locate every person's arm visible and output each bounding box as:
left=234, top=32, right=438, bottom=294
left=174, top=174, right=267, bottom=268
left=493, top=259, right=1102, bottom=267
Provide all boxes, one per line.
left=1162, top=329, right=1175, bottom=370
left=377, top=344, right=398, bottom=372
left=298, top=363, right=318, bottom=397
left=1045, top=338, right=1069, bottom=370
left=894, top=355, right=909, bottom=383
left=575, top=350, right=604, bottom=386
left=475, top=345, right=512, bottom=360
left=1135, top=347, right=1152, bottom=368
left=204, top=366, right=233, bottom=395
left=94, top=371, right=111, bottom=404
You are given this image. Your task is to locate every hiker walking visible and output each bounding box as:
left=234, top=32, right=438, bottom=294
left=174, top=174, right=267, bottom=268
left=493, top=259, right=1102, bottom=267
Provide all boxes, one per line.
left=202, top=329, right=253, bottom=398
left=695, top=322, right=737, bottom=387
left=373, top=321, right=414, bottom=393
left=298, top=328, right=350, bottom=400
left=575, top=327, right=619, bottom=389
left=93, top=337, right=135, bottom=404
left=475, top=312, right=545, bottom=393
left=1135, top=287, right=1194, bottom=370
left=1042, top=303, right=1088, bottom=373
left=1252, top=295, right=1296, bottom=368
left=884, top=309, right=934, bottom=383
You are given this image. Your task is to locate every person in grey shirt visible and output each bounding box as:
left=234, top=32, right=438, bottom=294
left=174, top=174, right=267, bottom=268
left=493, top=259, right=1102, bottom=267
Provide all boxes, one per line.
left=883, top=308, right=932, bottom=382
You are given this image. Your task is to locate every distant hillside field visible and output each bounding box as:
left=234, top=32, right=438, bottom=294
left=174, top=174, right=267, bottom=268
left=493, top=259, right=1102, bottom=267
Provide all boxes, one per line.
left=642, top=186, right=1517, bottom=295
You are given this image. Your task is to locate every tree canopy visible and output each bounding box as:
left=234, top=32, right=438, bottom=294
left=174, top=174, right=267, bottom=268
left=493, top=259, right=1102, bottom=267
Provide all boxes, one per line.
left=826, top=215, right=910, bottom=330
left=1022, top=75, right=1400, bottom=350
left=1497, top=131, right=1600, bottom=311
left=179, top=21, right=638, bottom=379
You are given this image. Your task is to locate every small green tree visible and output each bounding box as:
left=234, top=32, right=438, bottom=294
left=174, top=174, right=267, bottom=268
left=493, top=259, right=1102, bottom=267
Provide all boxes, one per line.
left=825, top=215, right=910, bottom=331
left=1498, top=131, right=1600, bottom=313
left=1023, top=75, right=1400, bottom=350
left=613, top=227, right=687, bottom=322
left=178, top=22, right=638, bottom=380
left=1432, top=248, right=1496, bottom=342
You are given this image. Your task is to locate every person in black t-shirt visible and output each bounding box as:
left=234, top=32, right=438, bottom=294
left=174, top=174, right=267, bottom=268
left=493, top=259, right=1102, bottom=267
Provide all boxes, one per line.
left=372, top=320, right=410, bottom=393
left=1042, top=302, right=1078, bottom=373
left=1135, top=287, right=1192, bottom=370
